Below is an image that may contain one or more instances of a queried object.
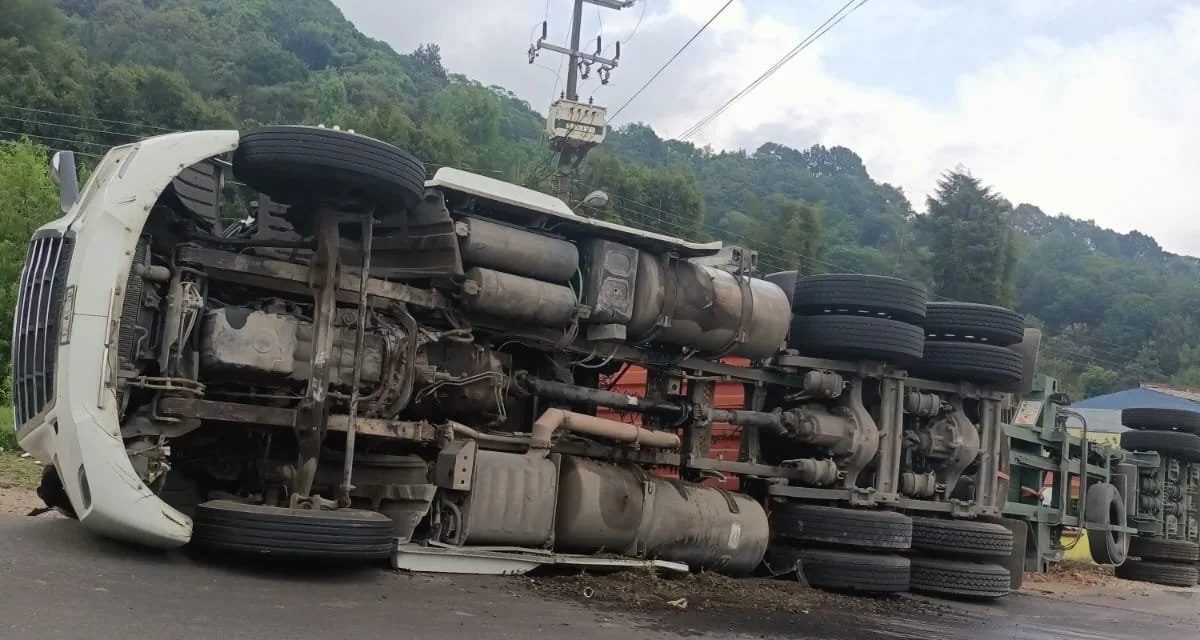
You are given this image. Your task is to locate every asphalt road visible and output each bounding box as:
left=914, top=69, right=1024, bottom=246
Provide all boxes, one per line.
left=1, top=515, right=1197, bottom=639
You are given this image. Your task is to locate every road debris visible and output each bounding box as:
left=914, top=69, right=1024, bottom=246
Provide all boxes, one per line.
left=524, top=567, right=955, bottom=617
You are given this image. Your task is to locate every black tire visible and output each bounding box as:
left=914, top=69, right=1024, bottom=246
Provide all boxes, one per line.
left=233, top=125, right=426, bottom=208
left=1084, top=482, right=1129, bottom=565
left=766, top=546, right=910, bottom=593
left=1115, top=559, right=1199, bottom=587
left=788, top=315, right=925, bottom=364
left=911, top=517, right=1014, bottom=559
left=1122, top=408, right=1200, bottom=436
left=191, top=500, right=395, bottom=561
left=912, top=341, right=1024, bottom=389
left=770, top=503, right=912, bottom=550
left=791, top=274, right=928, bottom=324
left=1128, top=537, right=1200, bottom=563
left=909, top=557, right=1010, bottom=600
left=921, top=302, right=1026, bottom=347
left=1120, top=430, right=1200, bottom=463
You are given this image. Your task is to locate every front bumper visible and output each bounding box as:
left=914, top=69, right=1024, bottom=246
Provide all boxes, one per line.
left=14, top=130, right=240, bottom=549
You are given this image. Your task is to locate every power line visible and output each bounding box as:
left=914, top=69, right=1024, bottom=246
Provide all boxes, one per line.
left=0, top=102, right=177, bottom=134
left=0, top=113, right=144, bottom=141
left=618, top=0, right=649, bottom=49
left=0, top=128, right=111, bottom=150
left=0, top=136, right=103, bottom=158
left=677, top=0, right=869, bottom=141
left=607, top=0, right=735, bottom=123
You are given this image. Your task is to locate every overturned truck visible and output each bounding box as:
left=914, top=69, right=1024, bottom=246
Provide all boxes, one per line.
left=15, top=126, right=1038, bottom=599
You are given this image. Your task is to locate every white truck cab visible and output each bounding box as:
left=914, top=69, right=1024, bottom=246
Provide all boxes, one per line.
left=15, top=131, right=239, bottom=547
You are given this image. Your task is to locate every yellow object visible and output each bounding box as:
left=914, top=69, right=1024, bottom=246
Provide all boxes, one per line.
left=1065, top=428, right=1121, bottom=447
left=1062, top=530, right=1094, bottom=563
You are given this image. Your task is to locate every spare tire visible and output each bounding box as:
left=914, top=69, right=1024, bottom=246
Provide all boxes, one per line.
left=1121, top=408, right=1200, bottom=436
left=1120, top=430, right=1200, bottom=463
left=191, top=500, right=395, bottom=562
left=1084, top=482, right=1128, bottom=566
left=912, top=341, right=1024, bottom=390
left=233, top=125, right=426, bottom=209
left=788, top=315, right=925, bottom=363
left=921, top=302, right=1025, bottom=346
left=791, top=274, right=927, bottom=324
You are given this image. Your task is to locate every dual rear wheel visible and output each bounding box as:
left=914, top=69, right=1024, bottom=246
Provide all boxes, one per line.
left=787, top=274, right=1026, bottom=390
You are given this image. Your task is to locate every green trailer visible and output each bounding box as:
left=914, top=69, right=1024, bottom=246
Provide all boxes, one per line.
left=1001, top=374, right=1200, bottom=586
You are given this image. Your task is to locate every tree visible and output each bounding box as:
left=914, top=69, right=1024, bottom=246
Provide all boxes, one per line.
left=1078, top=365, right=1119, bottom=398
left=924, top=170, right=1018, bottom=306
left=744, top=196, right=825, bottom=275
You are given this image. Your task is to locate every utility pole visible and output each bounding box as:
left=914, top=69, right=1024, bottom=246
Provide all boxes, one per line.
left=530, top=0, right=636, bottom=204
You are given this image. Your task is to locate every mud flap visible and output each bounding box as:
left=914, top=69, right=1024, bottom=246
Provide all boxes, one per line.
left=996, top=516, right=1028, bottom=591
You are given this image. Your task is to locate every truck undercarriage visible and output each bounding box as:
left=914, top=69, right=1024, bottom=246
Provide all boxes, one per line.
left=14, top=125, right=1062, bottom=599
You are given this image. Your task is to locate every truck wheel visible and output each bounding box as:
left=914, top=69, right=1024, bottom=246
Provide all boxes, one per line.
left=920, top=302, right=1025, bottom=346
left=1084, top=482, right=1129, bottom=565
left=912, top=341, right=1024, bottom=390
left=1121, top=408, right=1200, bottom=436
left=788, top=315, right=925, bottom=363
left=909, top=557, right=1010, bottom=600
left=911, top=517, right=1014, bottom=559
left=770, top=503, right=912, bottom=550
left=1119, top=430, right=1200, bottom=463
left=1129, top=537, right=1200, bottom=563
left=232, top=125, right=426, bottom=209
left=191, top=500, right=395, bottom=561
left=791, top=274, right=928, bottom=324
left=1115, top=559, right=1199, bottom=587
left=767, top=546, right=910, bottom=593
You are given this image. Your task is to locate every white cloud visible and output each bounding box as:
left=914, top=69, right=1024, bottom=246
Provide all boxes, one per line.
left=677, top=3, right=1200, bottom=255
left=334, top=0, right=1200, bottom=254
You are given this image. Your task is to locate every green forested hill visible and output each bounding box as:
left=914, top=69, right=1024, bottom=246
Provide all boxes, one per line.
left=0, top=0, right=1193, bottom=401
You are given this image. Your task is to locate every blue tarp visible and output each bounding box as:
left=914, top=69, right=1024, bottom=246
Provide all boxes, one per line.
left=1071, top=387, right=1200, bottom=411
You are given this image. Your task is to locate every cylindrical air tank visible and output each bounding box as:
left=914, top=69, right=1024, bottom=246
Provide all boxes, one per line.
left=554, top=456, right=769, bottom=576
left=456, top=216, right=579, bottom=283
left=461, top=267, right=577, bottom=326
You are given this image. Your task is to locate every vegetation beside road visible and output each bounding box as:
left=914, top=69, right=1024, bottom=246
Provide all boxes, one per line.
left=0, top=406, right=39, bottom=491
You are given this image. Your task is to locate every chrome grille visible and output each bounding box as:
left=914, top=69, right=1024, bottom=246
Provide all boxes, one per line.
left=12, top=233, right=74, bottom=427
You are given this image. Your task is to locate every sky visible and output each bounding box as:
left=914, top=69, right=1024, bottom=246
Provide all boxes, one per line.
left=332, top=0, right=1200, bottom=255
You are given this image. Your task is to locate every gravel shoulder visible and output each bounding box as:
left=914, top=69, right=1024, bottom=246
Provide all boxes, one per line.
left=524, top=562, right=1200, bottom=639
left=0, top=452, right=41, bottom=516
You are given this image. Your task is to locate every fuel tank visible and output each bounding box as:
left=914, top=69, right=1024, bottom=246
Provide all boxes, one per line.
left=554, top=456, right=769, bottom=575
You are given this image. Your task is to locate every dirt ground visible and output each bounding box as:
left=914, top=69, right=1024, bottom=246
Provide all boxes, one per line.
left=0, top=452, right=41, bottom=516
left=524, top=560, right=1190, bottom=616
left=526, top=567, right=957, bottom=617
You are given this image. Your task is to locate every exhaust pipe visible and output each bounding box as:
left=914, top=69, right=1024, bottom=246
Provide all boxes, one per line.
left=528, top=408, right=681, bottom=454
